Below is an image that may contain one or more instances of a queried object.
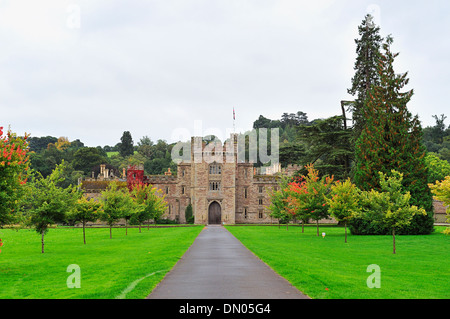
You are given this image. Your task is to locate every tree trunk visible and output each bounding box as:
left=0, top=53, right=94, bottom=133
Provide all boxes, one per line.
left=125, top=219, right=128, bottom=236
left=110, top=225, right=112, bottom=239
left=316, top=220, right=320, bottom=236
left=344, top=221, right=348, bottom=243
left=301, top=220, right=304, bottom=233
left=41, top=231, right=45, bottom=254
left=83, top=221, right=86, bottom=245
left=392, top=228, right=396, bottom=254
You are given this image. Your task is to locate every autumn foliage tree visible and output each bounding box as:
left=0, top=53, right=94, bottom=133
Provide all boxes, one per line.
left=0, top=126, right=30, bottom=227
left=286, top=164, right=334, bottom=236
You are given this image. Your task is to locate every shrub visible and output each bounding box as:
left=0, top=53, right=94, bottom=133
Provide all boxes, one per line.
left=349, top=170, right=430, bottom=237
left=185, top=204, right=194, bottom=224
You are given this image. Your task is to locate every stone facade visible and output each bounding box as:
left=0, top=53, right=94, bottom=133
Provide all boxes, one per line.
left=123, top=134, right=301, bottom=225
left=433, top=200, right=449, bottom=223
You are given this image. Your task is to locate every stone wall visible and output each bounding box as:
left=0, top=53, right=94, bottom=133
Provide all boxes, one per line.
left=433, top=200, right=449, bottom=223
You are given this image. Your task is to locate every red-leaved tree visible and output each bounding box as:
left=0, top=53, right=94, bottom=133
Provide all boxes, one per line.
left=0, top=126, right=30, bottom=227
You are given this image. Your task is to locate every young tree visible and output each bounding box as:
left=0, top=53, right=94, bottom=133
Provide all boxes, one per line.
left=353, top=36, right=434, bottom=233
left=347, top=14, right=383, bottom=139
left=123, top=202, right=137, bottom=236
left=131, top=183, right=167, bottom=229
left=100, top=183, right=133, bottom=239
left=325, top=178, right=360, bottom=243
left=22, top=162, right=78, bottom=253
left=0, top=126, right=30, bottom=227
left=285, top=177, right=311, bottom=232
left=303, top=165, right=334, bottom=236
left=287, top=164, right=334, bottom=236
left=267, top=176, right=291, bottom=229
left=119, top=131, right=134, bottom=158
left=131, top=183, right=151, bottom=232
left=69, top=196, right=101, bottom=244
left=377, top=170, right=426, bottom=254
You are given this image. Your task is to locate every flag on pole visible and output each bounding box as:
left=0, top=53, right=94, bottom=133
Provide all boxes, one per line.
left=233, top=107, right=235, bottom=120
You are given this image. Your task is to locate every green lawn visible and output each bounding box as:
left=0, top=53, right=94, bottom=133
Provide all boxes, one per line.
left=0, top=226, right=203, bottom=299
left=226, top=225, right=450, bottom=299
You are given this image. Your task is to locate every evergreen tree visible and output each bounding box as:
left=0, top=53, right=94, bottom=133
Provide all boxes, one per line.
left=347, top=14, right=383, bottom=139
left=119, top=131, right=134, bottom=158
left=353, top=36, right=434, bottom=233
left=296, top=116, right=353, bottom=179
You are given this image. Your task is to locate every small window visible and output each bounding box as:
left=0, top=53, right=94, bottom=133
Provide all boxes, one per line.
left=258, top=198, right=263, bottom=205
left=259, top=186, right=263, bottom=193
left=209, top=181, right=221, bottom=191
left=182, top=169, right=185, bottom=177
left=165, top=186, right=169, bottom=194
left=258, top=210, right=263, bottom=219
left=244, top=208, right=248, bottom=219
left=209, top=164, right=222, bottom=175
left=182, top=186, right=185, bottom=195
left=244, top=187, right=248, bottom=199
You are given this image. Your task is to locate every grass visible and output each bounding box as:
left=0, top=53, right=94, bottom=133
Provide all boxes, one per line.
left=225, top=224, right=450, bottom=299
left=0, top=225, right=203, bottom=299
left=106, top=151, right=137, bottom=157
left=106, top=151, right=119, bottom=157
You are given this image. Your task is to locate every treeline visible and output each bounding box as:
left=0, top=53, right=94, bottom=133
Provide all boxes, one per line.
left=28, top=132, right=177, bottom=182
left=256, top=111, right=450, bottom=183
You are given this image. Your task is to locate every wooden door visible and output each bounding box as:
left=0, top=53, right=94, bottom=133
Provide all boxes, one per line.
left=208, top=202, right=221, bottom=224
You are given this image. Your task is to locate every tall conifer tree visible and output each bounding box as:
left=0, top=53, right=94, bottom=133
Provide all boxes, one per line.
left=347, top=14, right=383, bottom=139
left=354, top=36, right=434, bottom=234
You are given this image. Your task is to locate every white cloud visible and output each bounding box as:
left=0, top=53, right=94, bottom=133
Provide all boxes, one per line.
left=0, top=0, right=449, bottom=146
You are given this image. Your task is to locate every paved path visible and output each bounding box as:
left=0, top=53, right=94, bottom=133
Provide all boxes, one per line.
left=147, top=225, right=309, bottom=299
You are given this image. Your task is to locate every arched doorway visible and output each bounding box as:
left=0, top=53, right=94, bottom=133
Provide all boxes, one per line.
left=208, top=201, right=222, bottom=225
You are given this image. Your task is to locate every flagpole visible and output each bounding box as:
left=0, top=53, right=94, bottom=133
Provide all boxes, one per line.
left=233, top=107, right=236, bottom=134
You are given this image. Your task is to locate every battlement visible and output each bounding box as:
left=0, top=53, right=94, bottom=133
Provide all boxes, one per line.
left=282, top=164, right=302, bottom=176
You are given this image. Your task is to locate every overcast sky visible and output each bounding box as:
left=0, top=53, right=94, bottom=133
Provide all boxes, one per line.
left=1, top=0, right=449, bottom=147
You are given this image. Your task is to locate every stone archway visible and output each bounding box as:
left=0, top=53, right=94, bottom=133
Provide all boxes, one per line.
left=208, top=201, right=222, bottom=225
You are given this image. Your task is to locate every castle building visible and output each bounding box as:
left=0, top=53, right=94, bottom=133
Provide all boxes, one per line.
left=125, top=134, right=299, bottom=225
